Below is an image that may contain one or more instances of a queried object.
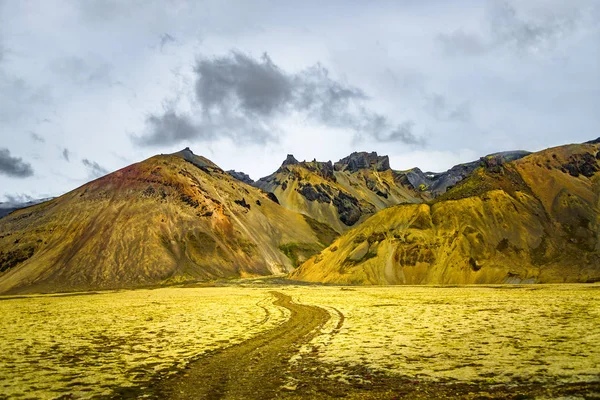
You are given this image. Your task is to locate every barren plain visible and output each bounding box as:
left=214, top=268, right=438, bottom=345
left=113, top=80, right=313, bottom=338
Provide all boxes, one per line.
left=0, top=284, right=599, bottom=399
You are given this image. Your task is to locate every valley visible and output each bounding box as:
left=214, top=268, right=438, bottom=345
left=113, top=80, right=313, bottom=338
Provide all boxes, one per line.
left=1, top=283, right=598, bottom=399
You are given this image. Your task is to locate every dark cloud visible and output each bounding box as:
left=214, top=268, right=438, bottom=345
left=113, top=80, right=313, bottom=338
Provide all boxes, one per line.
left=136, top=51, right=425, bottom=147
left=62, top=148, right=70, bottom=162
left=134, top=110, right=209, bottom=146
left=195, top=52, right=293, bottom=116
left=0, top=148, right=34, bottom=178
left=82, top=158, right=108, bottom=178
left=29, top=131, right=45, bottom=143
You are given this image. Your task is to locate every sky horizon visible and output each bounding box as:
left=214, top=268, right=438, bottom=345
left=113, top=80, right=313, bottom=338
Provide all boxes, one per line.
left=1, top=0, right=599, bottom=202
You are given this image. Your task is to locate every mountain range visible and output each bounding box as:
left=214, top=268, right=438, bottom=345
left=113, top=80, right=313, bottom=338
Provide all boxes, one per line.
left=0, top=197, right=54, bottom=219
left=1, top=141, right=599, bottom=293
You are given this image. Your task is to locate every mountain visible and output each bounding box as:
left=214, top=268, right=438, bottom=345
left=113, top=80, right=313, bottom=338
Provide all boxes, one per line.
left=402, top=151, right=531, bottom=196
left=0, top=148, right=333, bottom=294
left=0, top=197, right=54, bottom=219
left=291, top=142, right=600, bottom=284
left=254, top=152, right=424, bottom=233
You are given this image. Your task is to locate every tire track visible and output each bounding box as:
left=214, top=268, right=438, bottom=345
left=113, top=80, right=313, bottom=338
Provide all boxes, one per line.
left=152, top=291, right=330, bottom=400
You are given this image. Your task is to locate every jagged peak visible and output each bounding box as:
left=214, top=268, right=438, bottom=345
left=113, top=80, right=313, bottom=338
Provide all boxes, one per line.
left=274, top=154, right=336, bottom=181
left=282, top=154, right=299, bottom=166
left=335, top=151, right=390, bottom=172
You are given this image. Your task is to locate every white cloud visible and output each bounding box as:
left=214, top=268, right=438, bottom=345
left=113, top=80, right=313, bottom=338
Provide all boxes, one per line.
left=0, top=0, right=598, bottom=199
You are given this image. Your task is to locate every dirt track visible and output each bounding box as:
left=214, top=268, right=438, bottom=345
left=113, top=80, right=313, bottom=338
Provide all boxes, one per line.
left=153, top=291, right=330, bottom=399
left=144, top=290, right=600, bottom=400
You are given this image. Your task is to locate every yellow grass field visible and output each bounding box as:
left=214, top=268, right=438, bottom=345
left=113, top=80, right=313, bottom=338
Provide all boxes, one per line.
left=0, top=284, right=599, bottom=399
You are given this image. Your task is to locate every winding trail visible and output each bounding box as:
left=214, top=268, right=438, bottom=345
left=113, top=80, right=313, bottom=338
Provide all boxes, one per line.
left=154, top=291, right=330, bottom=400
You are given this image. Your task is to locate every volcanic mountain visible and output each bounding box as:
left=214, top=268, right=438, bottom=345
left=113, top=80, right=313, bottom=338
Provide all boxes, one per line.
left=291, top=141, right=600, bottom=284
left=254, top=152, right=425, bottom=233
left=0, top=148, right=334, bottom=294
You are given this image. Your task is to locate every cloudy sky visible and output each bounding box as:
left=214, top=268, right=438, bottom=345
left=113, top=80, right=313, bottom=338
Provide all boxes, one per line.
left=1, top=0, right=599, bottom=202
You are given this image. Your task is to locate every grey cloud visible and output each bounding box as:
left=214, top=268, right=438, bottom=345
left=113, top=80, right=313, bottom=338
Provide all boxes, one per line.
left=438, top=30, right=487, bottom=56
left=82, top=158, right=108, bottom=178
left=4, top=193, right=34, bottom=204
left=0, top=74, right=52, bottom=123
left=293, top=64, right=367, bottom=127
left=134, top=110, right=211, bottom=146
left=136, top=51, right=424, bottom=147
left=195, top=52, right=293, bottom=116
left=361, top=116, right=427, bottom=146
left=62, top=148, right=70, bottom=162
left=0, top=148, right=34, bottom=178
left=77, top=0, right=132, bottom=23
left=438, top=1, right=581, bottom=56
left=159, top=33, right=176, bottom=51
left=51, top=56, right=113, bottom=86
left=380, top=121, right=425, bottom=145
left=490, top=1, right=576, bottom=51
left=425, top=94, right=471, bottom=122
left=29, top=131, right=45, bottom=143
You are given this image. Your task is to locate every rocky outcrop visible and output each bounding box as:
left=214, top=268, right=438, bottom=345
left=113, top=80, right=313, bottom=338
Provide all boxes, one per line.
left=302, top=160, right=335, bottom=181
left=335, top=152, right=390, bottom=172
left=227, top=170, right=254, bottom=184
left=255, top=152, right=423, bottom=233
left=282, top=154, right=299, bottom=167
left=401, top=151, right=531, bottom=196
left=171, top=147, right=221, bottom=173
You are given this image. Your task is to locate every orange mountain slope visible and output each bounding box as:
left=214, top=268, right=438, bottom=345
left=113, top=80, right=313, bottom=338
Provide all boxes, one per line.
left=291, top=142, right=600, bottom=284
left=0, top=149, right=331, bottom=294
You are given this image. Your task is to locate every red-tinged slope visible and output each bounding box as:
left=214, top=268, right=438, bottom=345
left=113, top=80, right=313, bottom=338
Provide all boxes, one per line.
left=0, top=149, right=327, bottom=294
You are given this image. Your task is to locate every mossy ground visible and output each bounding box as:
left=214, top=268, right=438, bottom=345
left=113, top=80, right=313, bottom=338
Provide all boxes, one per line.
left=0, top=284, right=598, bottom=399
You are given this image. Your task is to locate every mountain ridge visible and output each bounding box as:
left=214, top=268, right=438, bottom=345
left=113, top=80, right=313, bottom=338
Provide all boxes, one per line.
left=291, top=141, right=600, bottom=284
left=1, top=140, right=598, bottom=293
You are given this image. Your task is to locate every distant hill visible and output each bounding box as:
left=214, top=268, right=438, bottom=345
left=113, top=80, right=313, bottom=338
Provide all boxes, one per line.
left=0, top=197, right=54, bottom=219
left=0, top=148, right=332, bottom=294
left=291, top=142, right=600, bottom=284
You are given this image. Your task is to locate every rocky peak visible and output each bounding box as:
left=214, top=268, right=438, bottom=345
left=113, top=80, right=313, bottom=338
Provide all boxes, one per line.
left=171, top=148, right=221, bottom=171
left=282, top=154, right=299, bottom=167
left=227, top=170, right=254, bottom=185
left=302, top=160, right=335, bottom=181
left=334, top=152, right=390, bottom=172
